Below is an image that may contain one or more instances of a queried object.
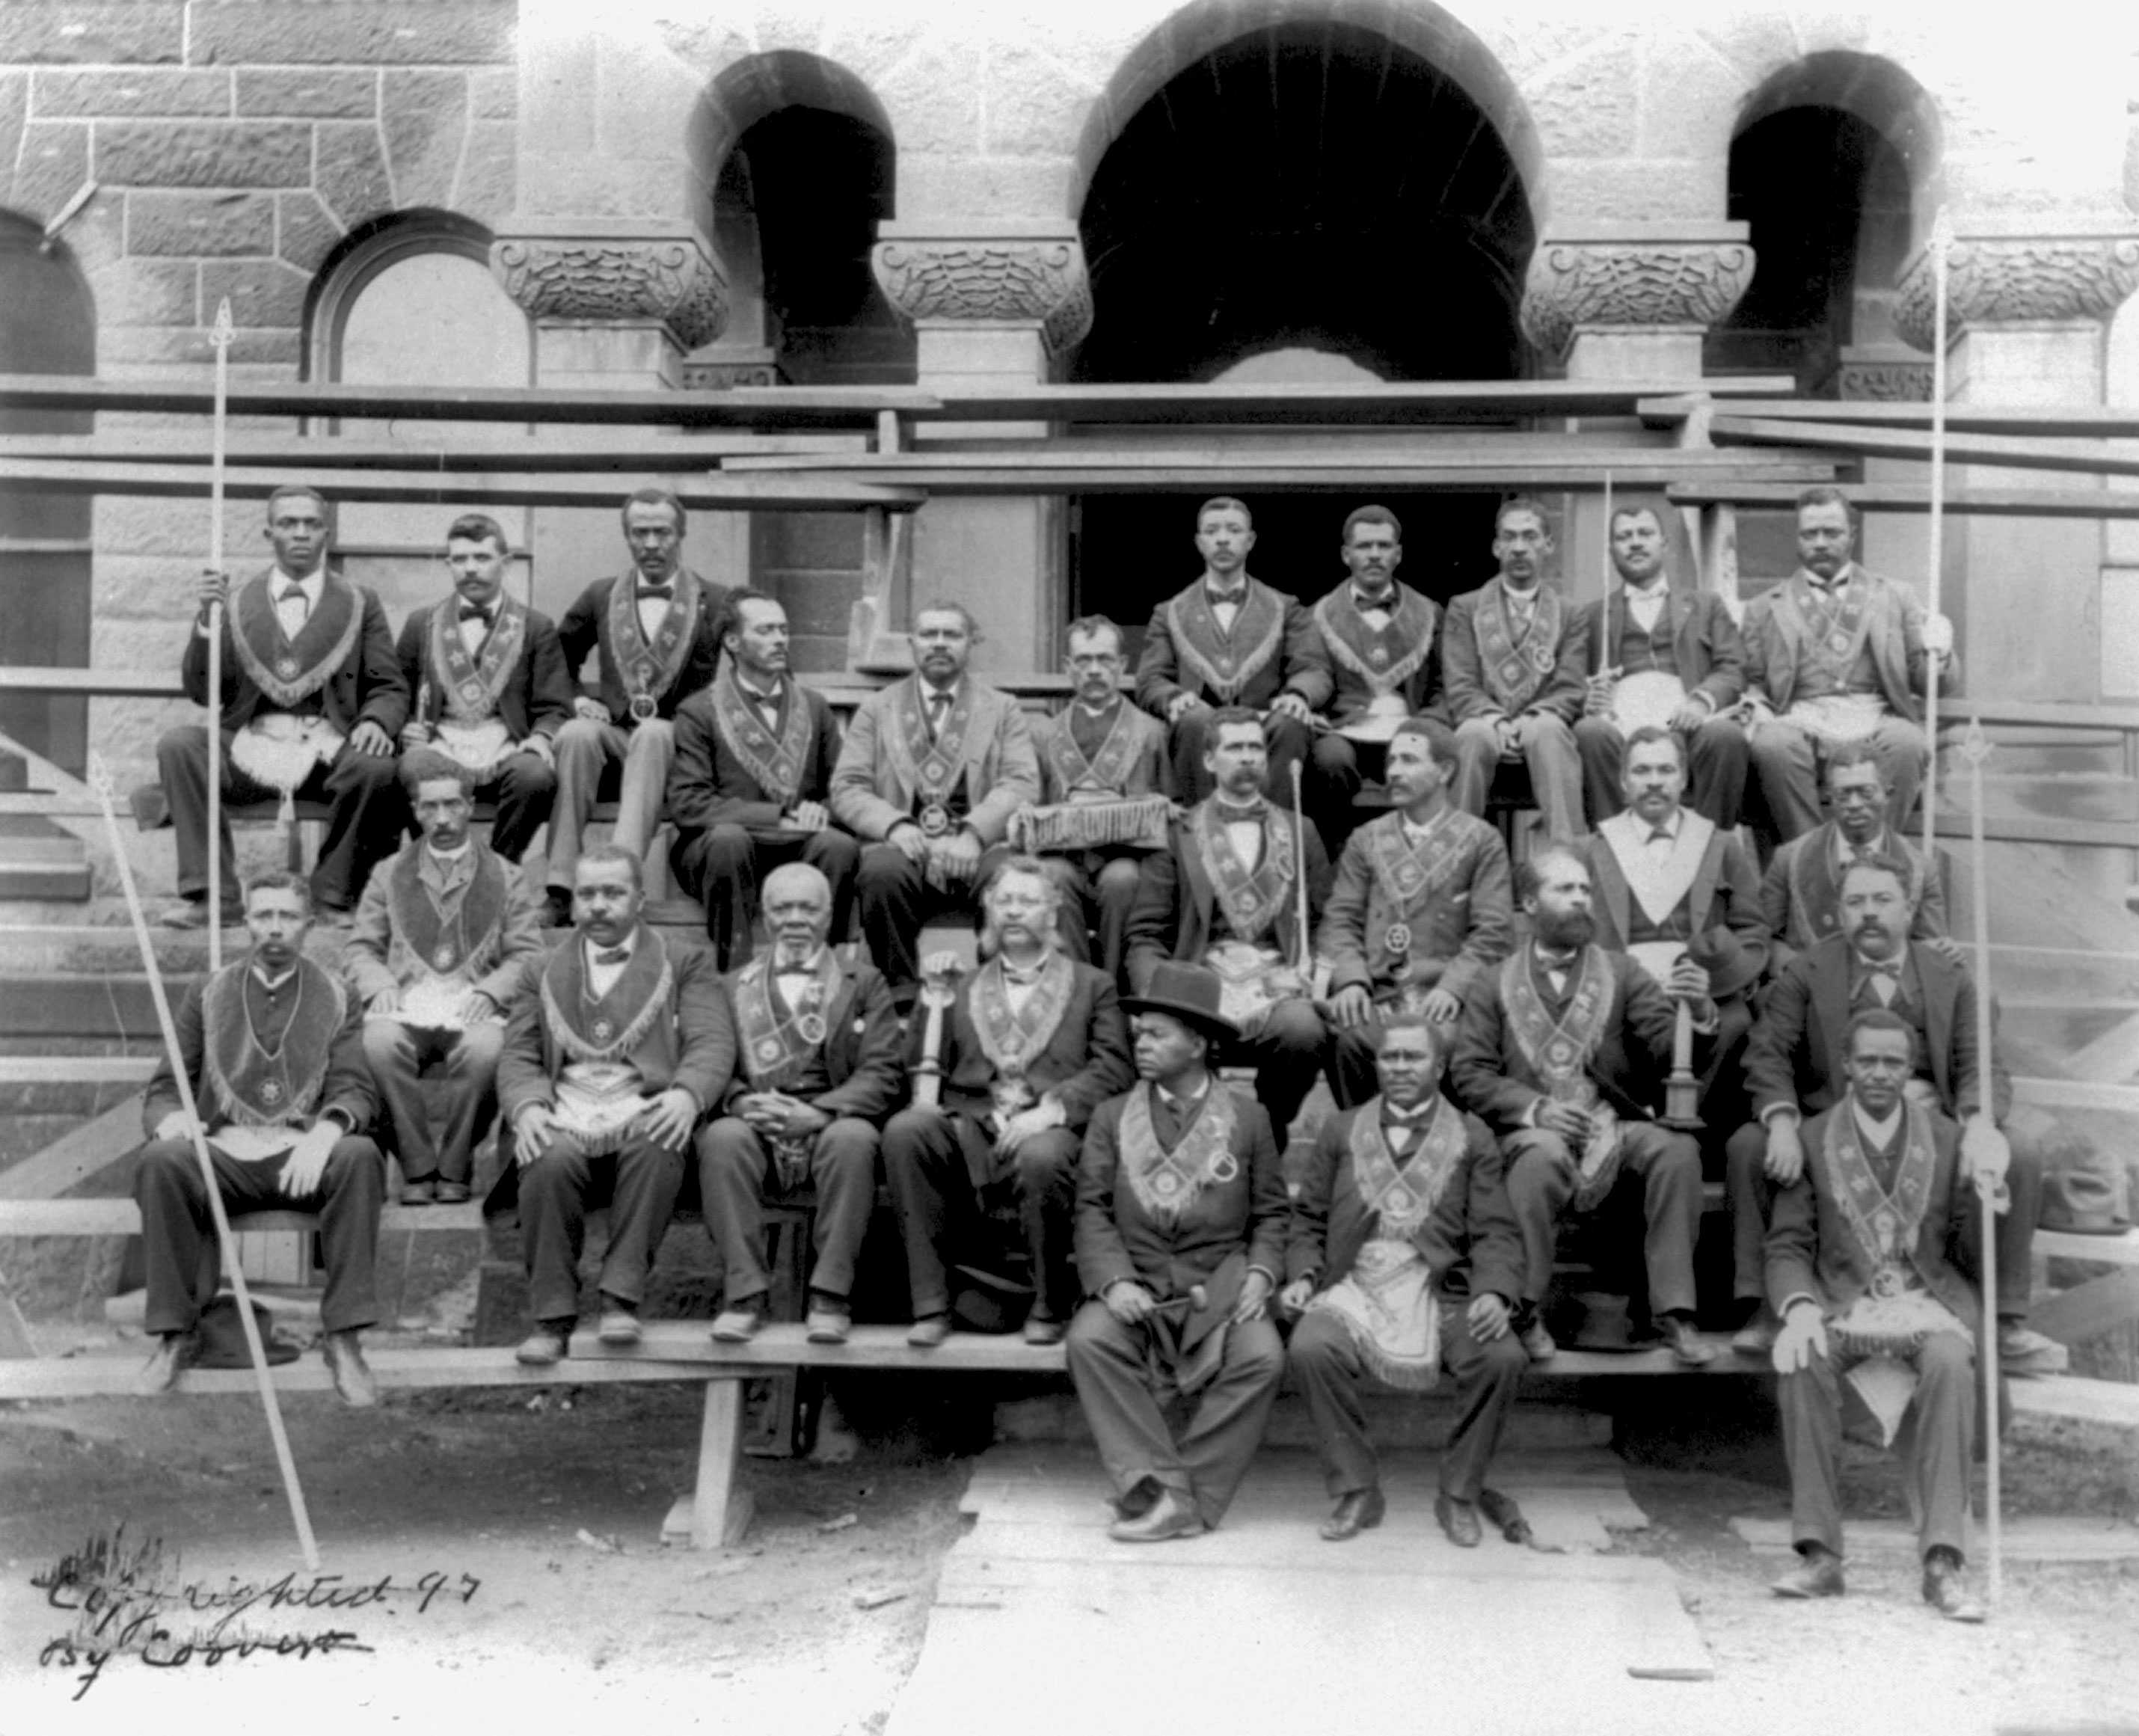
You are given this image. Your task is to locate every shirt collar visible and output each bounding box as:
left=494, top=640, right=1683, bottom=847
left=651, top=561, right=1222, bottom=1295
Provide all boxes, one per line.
left=1204, top=577, right=1249, bottom=604
left=920, top=675, right=961, bottom=704
left=274, top=565, right=325, bottom=596
left=1382, top=1098, right=1433, bottom=1126
left=737, top=672, right=784, bottom=705
left=1643, top=808, right=1684, bottom=842
left=1621, top=575, right=1669, bottom=601
left=773, top=942, right=826, bottom=973
left=1831, top=823, right=1887, bottom=868
left=1532, top=940, right=1580, bottom=972
left=1852, top=1099, right=1903, bottom=1148
left=426, top=841, right=472, bottom=865
left=1350, top=584, right=1397, bottom=613
left=1073, top=694, right=1120, bottom=720
left=585, top=928, right=639, bottom=967
left=1156, top=1076, right=1211, bottom=1113
left=250, top=963, right=297, bottom=992
left=1500, top=577, right=1541, bottom=606
left=1851, top=945, right=1902, bottom=977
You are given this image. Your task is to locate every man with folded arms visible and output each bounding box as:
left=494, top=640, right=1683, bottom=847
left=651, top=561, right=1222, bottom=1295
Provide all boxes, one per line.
left=133, top=872, right=384, bottom=1405
left=1766, top=1008, right=1992, bottom=1622
left=498, top=845, right=734, bottom=1364
left=346, top=755, right=544, bottom=1204
left=883, top=856, right=1133, bottom=1349
left=1067, top=962, right=1288, bottom=1542
left=702, top=862, right=901, bottom=1346
left=1284, top=1016, right=1527, bottom=1548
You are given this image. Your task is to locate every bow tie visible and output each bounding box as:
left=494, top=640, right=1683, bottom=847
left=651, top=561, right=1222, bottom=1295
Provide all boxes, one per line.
left=1212, top=800, right=1263, bottom=821
left=1535, top=947, right=1578, bottom=972
left=638, top=585, right=673, bottom=604
left=275, top=583, right=310, bottom=613
left=458, top=602, right=494, bottom=625
left=1352, top=589, right=1394, bottom=613
left=1857, top=960, right=1899, bottom=981
left=1647, top=825, right=1676, bottom=844
left=1206, top=587, right=1247, bottom=608
left=593, top=946, right=631, bottom=966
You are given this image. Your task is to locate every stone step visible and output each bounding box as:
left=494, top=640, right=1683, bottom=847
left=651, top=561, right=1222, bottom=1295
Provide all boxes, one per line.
left=1948, top=770, right=2139, bottom=824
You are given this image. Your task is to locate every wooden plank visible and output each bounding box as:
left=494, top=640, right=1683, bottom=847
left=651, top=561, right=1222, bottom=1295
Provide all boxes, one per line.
left=930, top=376, right=1797, bottom=422
left=0, top=1197, right=482, bottom=1234
left=1645, top=397, right=2139, bottom=440
left=1708, top=414, right=2139, bottom=480
left=2009, top=1374, right=2139, bottom=1429
left=1936, top=699, right=2139, bottom=732
left=1930, top=811, right=2139, bottom=849
left=2037, top=1227, right=2139, bottom=1266
left=0, top=1055, right=156, bottom=1085
left=0, top=430, right=875, bottom=467
left=726, top=444, right=1831, bottom=476
left=2031, top=1269, right=2139, bottom=1347
left=0, top=1345, right=731, bottom=1399
left=690, top=1377, right=751, bottom=1549
left=0, top=1094, right=145, bottom=1200
left=1670, top=480, right=2139, bottom=520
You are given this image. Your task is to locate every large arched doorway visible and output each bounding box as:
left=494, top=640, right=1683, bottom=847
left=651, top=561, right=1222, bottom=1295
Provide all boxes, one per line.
left=1070, top=17, right=1536, bottom=647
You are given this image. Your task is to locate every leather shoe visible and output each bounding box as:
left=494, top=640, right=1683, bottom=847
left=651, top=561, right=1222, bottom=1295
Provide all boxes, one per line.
left=1022, top=1313, right=1067, bottom=1346
left=435, top=1180, right=470, bottom=1204
left=1519, top=1319, right=1556, bottom=1362
left=1477, top=1487, right=1535, bottom=1548
left=160, top=899, right=241, bottom=931
left=1434, top=1492, right=1482, bottom=1548
left=805, top=1306, right=851, bottom=1345
left=906, top=1313, right=951, bottom=1349
left=399, top=1178, right=437, bottom=1206
left=323, top=1331, right=378, bottom=1408
left=1319, top=1486, right=1386, bottom=1542
left=1771, top=1547, right=1846, bottom=1598
left=1732, top=1307, right=1779, bottom=1358
left=1996, top=1322, right=2068, bottom=1378
left=597, top=1306, right=642, bottom=1347
left=514, top=1325, right=568, bottom=1366
left=1107, top=1487, right=1204, bottom=1544
left=711, top=1299, right=765, bottom=1343
left=134, top=1330, right=199, bottom=1396
left=1660, top=1315, right=1718, bottom=1367
left=1921, top=1549, right=1986, bottom=1622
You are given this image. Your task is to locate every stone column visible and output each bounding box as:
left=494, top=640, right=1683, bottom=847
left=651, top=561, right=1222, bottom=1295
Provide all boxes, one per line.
left=1895, top=225, right=2139, bottom=703
left=868, top=222, right=1093, bottom=674
left=488, top=219, right=730, bottom=616
left=1519, top=223, right=1756, bottom=606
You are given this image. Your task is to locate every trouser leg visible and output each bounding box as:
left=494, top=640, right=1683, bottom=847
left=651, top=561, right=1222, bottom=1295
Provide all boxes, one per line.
left=156, top=723, right=238, bottom=902
left=1066, top=1301, right=1191, bottom=1506
left=1779, top=1352, right=1847, bottom=1556
left=1010, top=1128, right=1079, bottom=1321
left=806, top=1117, right=879, bottom=1302
left=435, top=1021, right=504, bottom=1187
left=1309, top=731, right=1361, bottom=856
left=675, top=823, right=760, bottom=969
left=1327, top=1026, right=1381, bottom=1111
left=1448, top=719, right=1502, bottom=819
left=546, top=719, right=622, bottom=893
left=1246, top=1000, right=1328, bottom=1143
left=134, top=1138, right=220, bottom=1334
left=1437, top=1310, right=1527, bottom=1501
left=1698, top=993, right=1755, bottom=1127
left=699, top=1117, right=773, bottom=1304
left=1619, top=1121, right=1702, bottom=1318
left=485, top=749, right=558, bottom=864
left=1090, top=853, right=1144, bottom=984
left=1910, top=1331, right=1977, bottom=1559
left=610, top=718, right=675, bottom=859
left=361, top=1015, right=440, bottom=1181
left=312, top=746, right=407, bottom=911
left=802, top=828, right=862, bottom=950
left=1750, top=721, right=1823, bottom=841
left=1868, top=717, right=1930, bottom=835
left=1573, top=716, right=1626, bottom=827
left=1287, top=1308, right=1377, bottom=1498
left=1177, top=1316, right=1286, bottom=1527
left=1725, top=1120, right=1776, bottom=1304
left=1038, top=854, right=1094, bottom=966
left=880, top=1107, right=969, bottom=1318
left=1170, top=708, right=1214, bottom=809
left=304, top=1137, right=387, bottom=1332
left=1262, top=714, right=1312, bottom=812
left=517, top=1134, right=595, bottom=1322
left=599, top=1132, right=685, bottom=1305
left=856, top=843, right=928, bottom=991
left=1519, top=714, right=1585, bottom=839
left=1501, top=1128, right=1576, bottom=1305
left=1687, top=716, right=1749, bottom=832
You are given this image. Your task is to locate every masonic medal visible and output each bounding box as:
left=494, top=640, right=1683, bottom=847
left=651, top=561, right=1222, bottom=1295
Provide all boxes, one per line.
left=592, top=1016, right=615, bottom=1043
left=797, top=1013, right=827, bottom=1046
left=260, top=1079, right=283, bottom=1105
left=919, top=802, right=951, bottom=838
left=628, top=692, right=658, bottom=723
left=434, top=944, right=457, bottom=972
left=275, top=656, right=299, bottom=681
left=1384, top=921, right=1412, bottom=956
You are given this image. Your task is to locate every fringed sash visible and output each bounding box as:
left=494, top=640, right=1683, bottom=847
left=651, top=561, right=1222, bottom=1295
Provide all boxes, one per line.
left=603, top=568, right=702, bottom=711
left=1348, top=1096, right=1467, bottom=1236
left=1166, top=584, right=1284, bottom=703
left=881, top=678, right=975, bottom=818
left=709, top=662, right=811, bottom=807
left=968, top=952, right=1075, bottom=1084
left=1473, top=582, right=1562, bottom=713
left=426, top=597, right=526, bottom=723
left=1363, top=809, right=1467, bottom=966
left=538, top=931, right=675, bottom=1064
left=732, top=948, right=839, bottom=1091
left=227, top=573, right=364, bottom=710
left=1501, top=946, right=1622, bottom=1208
left=1783, top=571, right=1873, bottom=689
left=1192, top=800, right=1294, bottom=942
left=384, top=844, right=508, bottom=982
left=1044, top=700, right=1143, bottom=799
left=200, top=959, right=346, bottom=1129
left=1120, top=1082, right=1242, bottom=1221
left=1313, top=587, right=1435, bottom=696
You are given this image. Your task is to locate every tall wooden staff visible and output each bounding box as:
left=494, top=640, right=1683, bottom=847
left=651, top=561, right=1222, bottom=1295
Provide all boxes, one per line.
left=1290, top=761, right=1311, bottom=978
left=204, top=298, right=234, bottom=971
left=1921, top=212, right=1954, bottom=867
left=88, top=751, right=321, bottom=1569
left=1594, top=471, right=1615, bottom=679
left=1960, top=716, right=2003, bottom=1610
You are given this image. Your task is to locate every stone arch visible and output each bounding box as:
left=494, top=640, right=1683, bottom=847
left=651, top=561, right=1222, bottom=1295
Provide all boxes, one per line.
left=687, top=50, right=897, bottom=232
left=1733, top=50, right=1945, bottom=249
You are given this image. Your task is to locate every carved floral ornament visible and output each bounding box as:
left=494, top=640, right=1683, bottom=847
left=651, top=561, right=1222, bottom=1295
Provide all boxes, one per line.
left=1894, top=234, right=2139, bottom=352
left=871, top=238, right=1095, bottom=357
left=488, top=231, right=731, bottom=352
left=1518, top=242, right=1757, bottom=360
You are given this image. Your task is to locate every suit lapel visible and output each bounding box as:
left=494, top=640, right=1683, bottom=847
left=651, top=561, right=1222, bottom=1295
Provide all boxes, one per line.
left=1917, top=946, right=1959, bottom=1105
left=1813, top=946, right=1853, bottom=1091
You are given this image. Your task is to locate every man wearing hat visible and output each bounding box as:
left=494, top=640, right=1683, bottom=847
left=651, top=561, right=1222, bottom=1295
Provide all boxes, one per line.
left=1577, top=726, right=1769, bottom=1126
left=1767, top=1007, right=1991, bottom=1622
left=1319, top=714, right=1514, bottom=1110
left=1124, top=706, right=1335, bottom=1144
left=1728, top=854, right=2059, bottom=1372
left=1067, top=960, right=1289, bottom=1542
left=882, top=855, right=1133, bottom=1348
left=1283, top=1014, right=1529, bottom=1548
left=1447, top=844, right=1717, bottom=1366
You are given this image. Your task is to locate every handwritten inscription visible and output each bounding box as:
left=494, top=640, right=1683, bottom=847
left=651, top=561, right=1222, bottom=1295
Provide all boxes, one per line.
left=28, top=1528, right=479, bottom=1699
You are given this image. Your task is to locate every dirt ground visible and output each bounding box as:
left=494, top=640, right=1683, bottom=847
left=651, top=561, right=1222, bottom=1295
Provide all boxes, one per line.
left=2, top=1377, right=2138, bottom=1736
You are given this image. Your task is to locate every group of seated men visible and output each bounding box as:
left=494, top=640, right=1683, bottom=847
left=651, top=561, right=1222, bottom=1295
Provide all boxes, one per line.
left=131, top=477, right=2039, bottom=1625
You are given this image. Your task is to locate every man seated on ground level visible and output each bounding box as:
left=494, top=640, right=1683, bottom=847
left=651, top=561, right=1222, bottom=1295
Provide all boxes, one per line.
left=345, top=755, right=544, bottom=1205
left=1305, top=505, right=1455, bottom=856
left=1319, top=715, right=1514, bottom=1111
left=1019, top=613, right=1171, bottom=984
left=1134, top=495, right=1334, bottom=816
left=1740, top=485, right=1954, bottom=842
left=1726, top=854, right=2059, bottom=1372
left=394, top=512, right=571, bottom=865
left=1447, top=844, right=1717, bottom=1367
left=1759, top=742, right=1952, bottom=972
left=156, top=482, right=407, bottom=926
left=668, top=589, right=856, bottom=971
left=1440, top=495, right=1589, bottom=840
left=1574, top=500, right=1749, bottom=832
left=702, top=862, right=901, bottom=1347
left=545, top=487, right=734, bottom=926
left=1066, top=962, right=1288, bottom=1543
left=829, top=601, right=1041, bottom=1006
left=1284, top=1015, right=1529, bottom=1548
left=883, top=856, right=1135, bottom=1349
left=1124, top=706, right=1335, bottom=1146
left=497, top=845, right=735, bottom=1365
left=1766, top=1008, right=1993, bottom=1622
left=1577, top=725, right=1768, bottom=1129
left=133, top=871, right=384, bottom=1406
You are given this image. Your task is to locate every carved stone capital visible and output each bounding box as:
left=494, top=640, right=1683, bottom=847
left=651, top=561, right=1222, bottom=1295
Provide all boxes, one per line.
left=871, top=226, right=1093, bottom=358
left=489, top=222, right=728, bottom=352
left=1895, top=233, right=2139, bottom=351
left=1520, top=236, right=1756, bottom=361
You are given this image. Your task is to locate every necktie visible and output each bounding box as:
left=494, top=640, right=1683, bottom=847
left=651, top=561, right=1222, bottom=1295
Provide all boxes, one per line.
left=927, top=690, right=951, bottom=734
left=458, top=602, right=494, bottom=626
left=594, top=946, right=630, bottom=966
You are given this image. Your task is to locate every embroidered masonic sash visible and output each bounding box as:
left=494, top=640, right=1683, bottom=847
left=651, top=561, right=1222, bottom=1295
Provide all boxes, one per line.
left=1789, top=827, right=1927, bottom=951
left=227, top=573, right=364, bottom=711
left=200, top=959, right=346, bottom=1129
left=426, top=598, right=526, bottom=725
left=1349, top=1096, right=1466, bottom=1236
left=733, top=950, right=839, bottom=1091
left=882, top=678, right=979, bottom=832
left=1364, top=811, right=1466, bottom=967
left=1119, top=1082, right=1242, bottom=1221
left=1044, top=702, right=1141, bottom=800
left=1165, top=584, right=1284, bottom=703
left=710, top=661, right=811, bottom=807
left=604, top=569, right=702, bottom=716
left=385, top=845, right=508, bottom=984
left=1500, top=946, right=1621, bottom=1207
left=1784, top=572, right=1873, bottom=690
left=538, top=931, right=676, bottom=1064
left=967, top=951, right=1076, bottom=1085
left=1314, top=588, right=1435, bottom=701
left=1474, top=583, right=1562, bottom=713
left=1191, top=800, right=1294, bottom=942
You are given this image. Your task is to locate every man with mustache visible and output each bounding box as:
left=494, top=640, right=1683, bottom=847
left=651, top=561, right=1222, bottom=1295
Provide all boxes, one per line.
left=1441, top=497, right=1589, bottom=839
left=882, top=856, right=1134, bottom=1347
left=829, top=602, right=1041, bottom=1006
left=544, top=488, right=734, bottom=927
left=1727, top=855, right=2057, bottom=1372
left=1447, top=844, right=1716, bottom=1366
left=1740, top=486, right=1955, bottom=840
left=702, top=862, right=901, bottom=1346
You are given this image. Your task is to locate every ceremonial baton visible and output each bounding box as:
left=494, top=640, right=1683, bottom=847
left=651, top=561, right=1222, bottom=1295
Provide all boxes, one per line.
left=87, top=751, right=321, bottom=1569
left=1921, top=212, right=1953, bottom=868
left=1962, top=717, right=2002, bottom=1611
left=1290, top=759, right=1311, bottom=977
left=206, top=297, right=234, bottom=971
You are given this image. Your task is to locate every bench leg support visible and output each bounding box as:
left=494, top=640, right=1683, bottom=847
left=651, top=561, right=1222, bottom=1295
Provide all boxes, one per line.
left=663, top=1376, right=753, bottom=1550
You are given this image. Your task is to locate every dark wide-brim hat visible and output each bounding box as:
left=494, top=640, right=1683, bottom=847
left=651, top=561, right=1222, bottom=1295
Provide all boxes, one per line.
left=1120, top=960, right=1239, bottom=1045
left=1687, top=925, right=1765, bottom=1001
left=193, top=1294, right=299, bottom=1369
left=1565, top=1290, right=1644, bottom=1355
left=2040, top=1152, right=2134, bottom=1236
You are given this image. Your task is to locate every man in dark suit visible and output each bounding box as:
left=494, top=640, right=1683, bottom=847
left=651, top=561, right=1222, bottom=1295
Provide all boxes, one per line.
left=546, top=488, right=734, bottom=924
left=1440, top=496, right=1589, bottom=839
left=701, top=862, right=901, bottom=1346
left=1067, top=961, right=1289, bottom=1542
left=1284, top=1015, right=1528, bottom=1547
left=394, top=512, right=573, bottom=864
left=1573, top=500, right=1749, bottom=829
left=668, top=590, right=856, bottom=969
left=1765, top=1008, right=1992, bottom=1622
left=1447, top=843, right=1716, bottom=1366
left=1124, top=707, right=1335, bottom=1143
left=497, top=844, right=735, bottom=1364
left=156, top=484, right=408, bottom=923
left=1134, top=496, right=1334, bottom=812
left=883, top=856, right=1134, bottom=1346
left=1726, top=854, right=2055, bottom=1372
